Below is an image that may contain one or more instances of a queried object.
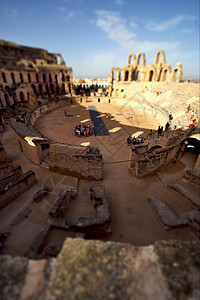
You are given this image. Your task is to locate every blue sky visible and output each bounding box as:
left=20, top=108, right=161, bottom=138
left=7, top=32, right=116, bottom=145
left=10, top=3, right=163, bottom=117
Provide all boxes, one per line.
left=0, top=0, right=199, bottom=80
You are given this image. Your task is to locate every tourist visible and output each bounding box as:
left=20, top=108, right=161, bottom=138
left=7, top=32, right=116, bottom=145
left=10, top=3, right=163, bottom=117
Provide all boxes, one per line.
left=190, top=110, right=195, bottom=120
left=127, top=135, right=132, bottom=145
left=148, top=129, right=153, bottom=140
left=165, top=122, right=170, bottom=133
left=189, top=119, right=197, bottom=128
left=157, top=126, right=162, bottom=137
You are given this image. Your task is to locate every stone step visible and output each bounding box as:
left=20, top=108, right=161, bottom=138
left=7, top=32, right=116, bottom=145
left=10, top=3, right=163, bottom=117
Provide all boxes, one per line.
left=167, top=178, right=200, bottom=206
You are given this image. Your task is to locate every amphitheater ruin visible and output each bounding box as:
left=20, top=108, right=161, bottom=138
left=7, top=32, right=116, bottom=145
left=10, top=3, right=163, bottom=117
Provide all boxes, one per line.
left=0, top=40, right=199, bottom=299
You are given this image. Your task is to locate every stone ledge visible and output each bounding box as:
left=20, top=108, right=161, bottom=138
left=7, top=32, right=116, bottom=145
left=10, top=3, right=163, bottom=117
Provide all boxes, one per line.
left=0, top=239, right=199, bottom=300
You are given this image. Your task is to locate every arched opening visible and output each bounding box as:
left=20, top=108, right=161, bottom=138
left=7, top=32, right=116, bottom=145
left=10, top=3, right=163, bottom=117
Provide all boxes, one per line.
left=61, top=71, right=65, bottom=82
left=55, top=74, right=58, bottom=84
left=43, top=74, right=46, bottom=83
left=129, top=55, right=134, bottom=64
left=56, top=85, right=60, bottom=95
left=158, top=70, right=162, bottom=81
left=108, top=99, right=111, bottom=103
left=157, top=53, right=161, bottom=64
left=62, top=83, right=65, bottom=94
left=20, top=91, right=25, bottom=102
left=20, top=72, right=24, bottom=83
left=66, top=75, right=70, bottom=82
left=46, top=84, right=49, bottom=96
left=124, top=71, right=129, bottom=81
left=164, top=70, right=168, bottom=81
left=38, top=84, right=43, bottom=96
left=56, top=56, right=61, bottom=65
left=50, top=83, right=54, bottom=93
left=4, top=93, right=10, bottom=106
left=131, top=70, right=135, bottom=81
left=31, top=84, right=37, bottom=96
left=27, top=73, right=31, bottom=83
left=49, top=74, right=52, bottom=83
left=178, top=138, right=200, bottom=169
left=98, top=98, right=100, bottom=103
left=36, top=73, right=39, bottom=83
left=2, top=72, right=7, bottom=83
left=11, top=72, right=15, bottom=84
left=149, top=70, right=153, bottom=81
left=137, top=71, right=140, bottom=81
left=173, top=69, right=178, bottom=82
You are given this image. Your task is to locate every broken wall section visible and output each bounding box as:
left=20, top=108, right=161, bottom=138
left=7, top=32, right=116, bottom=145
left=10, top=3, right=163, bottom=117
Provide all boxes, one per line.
left=48, top=143, right=103, bottom=181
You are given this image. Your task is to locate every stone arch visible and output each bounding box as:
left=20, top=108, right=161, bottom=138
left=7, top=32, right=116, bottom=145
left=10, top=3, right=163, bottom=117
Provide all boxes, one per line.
left=36, top=73, right=39, bottom=83
left=131, top=70, right=135, bottom=81
left=160, top=69, right=169, bottom=81
left=27, top=73, right=31, bottom=83
left=127, top=53, right=136, bottom=65
left=154, top=50, right=166, bottom=64
left=11, top=72, right=16, bottom=84
left=2, top=72, right=7, bottom=83
left=19, top=91, right=25, bottom=102
left=136, top=53, right=146, bottom=66
left=49, top=74, right=52, bottom=83
left=171, top=64, right=183, bottom=82
left=46, top=84, right=49, bottom=96
left=62, top=83, right=66, bottom=94
left=38, top=84, right=43, bottom=96
left=56, top=85, right=60, bottom=95
left=60, top=71, right=65, bottom=82
left=43, top=74, right=46, bottom=83
left=31, top=84, right=37, bottom=96
left=148, top=70, right=154, bottom=81
left=66, top=75, right=70, bottom=82
left=50, top=83, right=54, bottom=93
left=4, top=93, right=10, bottom=106
left=20, top=72, right=24, bottom=83
left=55, top=74, right=58, bottom=84
left=124, top=70, right=129, bottom=81
left=136, top=71, right=141, bottom=81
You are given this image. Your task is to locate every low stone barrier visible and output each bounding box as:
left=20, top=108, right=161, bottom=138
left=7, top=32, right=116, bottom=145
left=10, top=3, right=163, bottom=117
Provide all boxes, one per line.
left=0, top=160, right=14, bottom=177
left=48, top=143, right=103, bottom=180
left=0, top=170, right=37, bottom=209
left=0, top=165, right=23, bottom=189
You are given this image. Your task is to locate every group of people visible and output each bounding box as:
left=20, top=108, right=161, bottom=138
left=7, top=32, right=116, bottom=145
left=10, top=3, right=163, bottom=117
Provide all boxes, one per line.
left=74, top=124, right=94, bottom=137
left=127, top=134, right=145, bottom=145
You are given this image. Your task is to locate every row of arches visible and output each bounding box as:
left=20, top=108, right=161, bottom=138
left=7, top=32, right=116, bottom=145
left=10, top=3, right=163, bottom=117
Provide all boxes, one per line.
left=127, top=50, right=166, bottom=66
left=1, top=70, right=71, bottom=85
left=111, top=66, right=180, bottom=82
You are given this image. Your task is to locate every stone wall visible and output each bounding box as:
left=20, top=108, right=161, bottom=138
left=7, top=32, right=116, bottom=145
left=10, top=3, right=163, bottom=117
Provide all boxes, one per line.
left=130, top=128, right=194, bottom=177
left=48, top=143, right=103, bottom=180
left=0, top=170, right=36, bottom=209
left=0, top=239, right=199, bottom=300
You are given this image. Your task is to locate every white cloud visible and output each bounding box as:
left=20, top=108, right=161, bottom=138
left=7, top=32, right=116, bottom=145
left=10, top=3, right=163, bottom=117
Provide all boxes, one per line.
left=94, top=10, right=179, bottom=54
left=95, top=10, right=136, bottom=47
left=146, top=15, right=196, bottom=32
left=181, top=28, right=194, bottom=34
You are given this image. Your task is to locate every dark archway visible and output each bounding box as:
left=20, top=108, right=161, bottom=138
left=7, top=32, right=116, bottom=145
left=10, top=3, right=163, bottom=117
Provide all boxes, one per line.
left=31, top=84, right=37, bottom=96
left=43, top=74, right=46, bottom=83
left=20, top=91, right=25, bottom=102
left=46, top=84, right=49, bottom=96
left=49, top=74, right=52, bottom=83
left=56, top=85, right=60, bottom=95
left=55, top=74, right=58, bottom=84
left=62, top=83, right=65, bottom=94
left=50, top=83, right=54, bottom=93
left=11, top=72, right=15, bottom=84
left=124, top=71, right=129, bottom=81
left=36, top=73, right=39, bottom=83
left=149, top=70, right=153, bottom=81
left=27, top=73, right=31, bottom=83
left=4, top=93, right=10, bottom=106
left=38, top=84, right=43, bottom=96
left=2, top=72, right=7, bottom=83
left=20, top=72, right=24, bottom=83
left=66, top=75, right=70, bottom=82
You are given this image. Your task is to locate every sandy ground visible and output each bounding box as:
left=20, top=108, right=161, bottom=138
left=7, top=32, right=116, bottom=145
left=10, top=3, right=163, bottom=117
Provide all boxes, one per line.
left=0, top=83, right=199, bottom=256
